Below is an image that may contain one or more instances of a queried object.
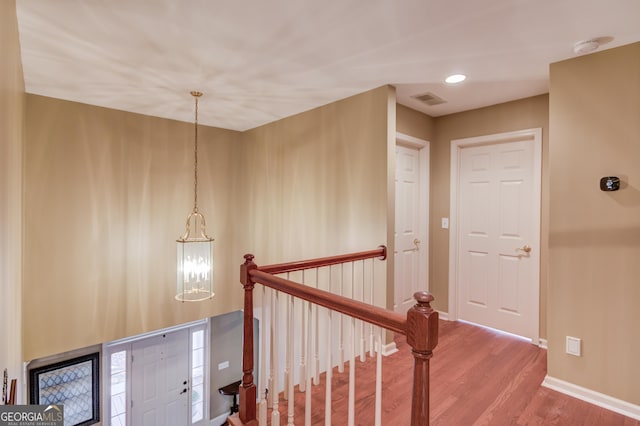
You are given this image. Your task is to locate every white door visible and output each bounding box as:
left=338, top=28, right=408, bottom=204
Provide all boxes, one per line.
left=131, top=329, right=190, bottom=426
left=453, top=130, right=541, bottom=340
left=394, top=136, right=429, bottom=313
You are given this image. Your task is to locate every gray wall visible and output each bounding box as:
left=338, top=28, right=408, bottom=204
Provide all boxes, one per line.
left=209, top=311, right=259, bottom=420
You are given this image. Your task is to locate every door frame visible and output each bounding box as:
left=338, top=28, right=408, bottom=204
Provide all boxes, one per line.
left=395, top=132, right=430, bottom=300
left=103, top=319, right=210, bottom=426
left=448, top=128, right=542, bottom=342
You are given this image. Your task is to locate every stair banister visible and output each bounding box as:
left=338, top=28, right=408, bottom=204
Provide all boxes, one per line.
left=234, top=248, right=438, bottom=426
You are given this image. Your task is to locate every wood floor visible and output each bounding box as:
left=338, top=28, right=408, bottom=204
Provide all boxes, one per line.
left=267, top=320, right=639, bottom=425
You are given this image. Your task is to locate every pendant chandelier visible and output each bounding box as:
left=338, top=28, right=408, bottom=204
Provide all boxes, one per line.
left=176, top=91, right=214, bottom=302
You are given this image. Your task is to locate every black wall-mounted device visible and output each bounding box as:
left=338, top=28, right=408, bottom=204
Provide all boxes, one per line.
left=600, top=176, right=620, bottom=191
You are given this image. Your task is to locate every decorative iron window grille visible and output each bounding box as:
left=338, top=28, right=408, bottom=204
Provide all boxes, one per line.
left=29, top=352, right=100, bottom=426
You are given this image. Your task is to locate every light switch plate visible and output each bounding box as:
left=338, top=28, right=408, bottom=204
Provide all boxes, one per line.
left=441, top=218, right=449, bottom=229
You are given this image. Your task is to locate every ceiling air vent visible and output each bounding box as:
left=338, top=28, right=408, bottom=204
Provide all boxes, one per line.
left=411, top=91, right=447, bottom=106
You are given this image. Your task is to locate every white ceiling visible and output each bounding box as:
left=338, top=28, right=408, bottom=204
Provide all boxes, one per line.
left=16, top=0, right=640, bottom=131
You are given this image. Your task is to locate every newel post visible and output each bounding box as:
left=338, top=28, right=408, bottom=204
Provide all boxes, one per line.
left=239, top=254, right=258, bottom=424
left=406, top=291, right=439, bottom=426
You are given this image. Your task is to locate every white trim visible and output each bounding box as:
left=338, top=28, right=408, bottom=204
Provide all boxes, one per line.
left=103, top=342, right=132, bottom=426
left=538, top=338, right=548, bottom=349
left=103, top=319, right=211, bottom=426
left=396, top=132, right=428, bottom=149
left=542, top=376, right=640, bottom=421
left=189, top=323, right=211, bottom=425
left=209, top=412, right=229, bottom=426
left=448, top=128, right=542, bottom=343
left=22, top=362, right=29, bottom=406
left=395, top=132, right=430, bottom=296
left=105, top=318, right=208, bottom=347
left=381, top=342, right=398, bottom=357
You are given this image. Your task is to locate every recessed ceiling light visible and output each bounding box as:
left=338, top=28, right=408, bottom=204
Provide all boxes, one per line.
left=445, top=74, right=467, bottom=84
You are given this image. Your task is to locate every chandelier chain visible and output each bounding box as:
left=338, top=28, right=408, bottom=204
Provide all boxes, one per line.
left=192, top=91, right=201, bottom=213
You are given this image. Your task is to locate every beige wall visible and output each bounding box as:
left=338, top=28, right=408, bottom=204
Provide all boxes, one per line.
left=243, top=86, right=394, bottom=310
left=23, top=95, right=244, bottom=360
left=548, top=42, right=640, bottom=404
left=22, top=86, right=395, bottom=360
left=397, top=103, right=435, bottom=141
left=0, top=0, right=24, bottom=401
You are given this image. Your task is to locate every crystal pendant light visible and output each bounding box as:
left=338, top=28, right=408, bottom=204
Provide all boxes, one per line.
left=176, top=91, right=214, bottom=302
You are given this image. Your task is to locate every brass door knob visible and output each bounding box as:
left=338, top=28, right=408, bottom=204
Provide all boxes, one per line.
left=518, top=245, right=532, bottom=253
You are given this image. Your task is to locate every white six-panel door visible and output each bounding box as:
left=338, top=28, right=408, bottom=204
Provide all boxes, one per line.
left=395, top=134, right=429, bottom=313
left=450, top=129, right=541, bottom=342
left=131, top=329, right=190, bottom=426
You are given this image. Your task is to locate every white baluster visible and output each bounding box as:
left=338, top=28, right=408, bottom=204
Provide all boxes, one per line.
left=304, top=299, right=312, bottom=426
left=360, top=260, right=366, bottom=362
left=268, top=289, right=275, bottom=410
left=287, top=295, right=295, bottom=426
left=271, top=290, right=280, bottom=425
left=314, top=269, right=320, bottom=386
left=259, top=286, right=268, bottom=425
left=348, top=316, right=355, bottom=426
left=324, top=307, right=332, bottom=426
left=284, top=275, right=291, bottom=401
left=375, top=326, right=382, bottom=426
left=369, top=259, right=375, bottom=357
left=338, top=264, right=345, bottom=373
left=299, top=272, right=307, bottom=393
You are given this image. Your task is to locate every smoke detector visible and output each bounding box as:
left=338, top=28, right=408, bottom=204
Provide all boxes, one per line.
left=573, top=39, right=600, bottom=55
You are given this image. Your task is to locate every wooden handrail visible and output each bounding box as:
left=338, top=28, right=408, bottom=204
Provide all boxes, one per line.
left=235, top=247, right=438, bottom=426
left=258, top=245, right=387, bottom=275
left=250, top=268, right=407, bottom=334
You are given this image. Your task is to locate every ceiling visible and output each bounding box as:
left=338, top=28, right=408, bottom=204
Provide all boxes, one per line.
left=16, top=0, right=640, bottom=131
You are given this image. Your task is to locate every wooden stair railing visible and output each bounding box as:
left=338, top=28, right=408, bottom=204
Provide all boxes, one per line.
left=230, top=246, right=438, bottom=426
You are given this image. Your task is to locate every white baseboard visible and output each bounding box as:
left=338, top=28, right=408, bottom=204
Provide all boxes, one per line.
left=538, top=338, right=548, bottom=349
left=542, top=375, right=640, bottom=420
left=382, top=341, right=398, bottom=356
left=210, top=412, right=229, bottom=426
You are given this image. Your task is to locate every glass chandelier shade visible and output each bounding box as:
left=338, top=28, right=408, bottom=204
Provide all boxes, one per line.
left=176, top=91, right=214, bottom=302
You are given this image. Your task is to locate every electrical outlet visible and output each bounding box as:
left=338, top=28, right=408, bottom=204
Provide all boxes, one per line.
left=218, top=360, right=230, bottom=370
left=566, top=336, right=581, bottom=356
left=441, top=218, right=449, bottom=229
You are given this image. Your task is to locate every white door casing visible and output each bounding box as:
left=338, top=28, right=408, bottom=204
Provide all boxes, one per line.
left=448, top=128, right=541, bottom=343
left=394, top=132, right=429, bottom=313
left=131, top=329, right=190, bottom=426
